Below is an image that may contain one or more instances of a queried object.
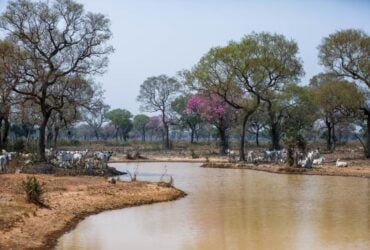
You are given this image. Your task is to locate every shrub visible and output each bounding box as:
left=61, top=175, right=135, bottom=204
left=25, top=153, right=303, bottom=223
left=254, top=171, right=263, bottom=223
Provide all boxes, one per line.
left=58, top=139, right=80, bottom=146
left=190, top=149, right=199, bottom=159
left=21, top=176, right=46, bottom=206
left=12, top=139, right=25, bottom=152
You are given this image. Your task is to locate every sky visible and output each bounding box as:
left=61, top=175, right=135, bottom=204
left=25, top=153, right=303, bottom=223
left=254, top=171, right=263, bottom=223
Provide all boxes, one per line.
left=0, top=0, right=369, bottom=114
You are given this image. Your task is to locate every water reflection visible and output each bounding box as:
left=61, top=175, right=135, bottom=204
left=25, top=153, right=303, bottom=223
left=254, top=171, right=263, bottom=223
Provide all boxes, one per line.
left=56, top=163, right=370, bottom=250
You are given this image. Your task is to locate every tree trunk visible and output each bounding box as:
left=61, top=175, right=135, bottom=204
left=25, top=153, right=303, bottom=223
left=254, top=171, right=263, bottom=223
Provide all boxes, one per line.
left=218, top=127, right=228, bottom=155
left=39, top=113, right=50, bottom=161
left=142, top=128, right=146, bottom=142
left=162, top=110, right=170, bottom=149
left=332, top=124, right=336, bottom=150
left=47, top=131, right=53, bottom=147
left=190, top=128, right=195, bottom=144
left=326, top=120, right=332, bottom=151
left=164, top=124, right=170, bottom=149
left=270, top=123, right=280, bottom=150
left=0, top=117, right=3, bottom=149
left=94, top=129, right=100, bottom=140
left=2, top=116, right=10, bottom=147
left=366, top=111, right=370, bottom=158
left=256, top=127, right=259, bottom=146
left=115, top=127, right=119, bottom=142
left=239, top=113, right=249, bottom=161
left=53, top=126, right=59, bottom=148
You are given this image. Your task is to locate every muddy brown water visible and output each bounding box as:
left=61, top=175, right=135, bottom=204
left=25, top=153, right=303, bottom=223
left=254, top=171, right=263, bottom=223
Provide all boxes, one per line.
left=56, top=162, right=370, bottom=250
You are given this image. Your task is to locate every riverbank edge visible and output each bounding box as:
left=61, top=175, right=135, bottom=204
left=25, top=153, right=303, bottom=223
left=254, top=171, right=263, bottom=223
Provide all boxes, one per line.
left=201, top=162, right=370, bottom=179
left=43, top=185, right=186, bottom=250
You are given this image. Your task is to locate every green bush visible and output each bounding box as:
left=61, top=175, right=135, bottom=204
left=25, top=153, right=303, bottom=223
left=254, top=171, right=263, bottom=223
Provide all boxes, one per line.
left=58, top=139, right=80, bottom=146
left=190, top=149, right=199, bottom=159
left=21, top=176, right=46, bottom=206
left=12, top=139, right=25, bottom=152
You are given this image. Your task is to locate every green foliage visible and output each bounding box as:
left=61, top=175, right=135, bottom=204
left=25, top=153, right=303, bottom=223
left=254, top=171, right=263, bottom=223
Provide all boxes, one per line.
left=59, top=139, right=80, bottom=146
left=283, top=130, right=306, bottom=167
left=133, top=114, right=150, bottom=141
left=319, top=29, right=369, bottom=87
left=106, top=109, right=133, bottom=140
left=11, top=139, right=25, bottom=152
left=21, top=176, right=46, bottom=206
left=190, top=149, right=199, bottom=159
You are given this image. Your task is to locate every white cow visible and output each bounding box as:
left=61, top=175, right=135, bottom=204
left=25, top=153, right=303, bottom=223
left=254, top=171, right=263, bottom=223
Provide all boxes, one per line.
left=336, top=159, right=348, bottom=167
left=0, top=155, right=8, bottom=172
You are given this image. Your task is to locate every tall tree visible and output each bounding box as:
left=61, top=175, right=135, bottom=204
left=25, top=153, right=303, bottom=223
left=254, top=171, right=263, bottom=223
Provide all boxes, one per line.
left=0, top=0, right=113, bottom=160
left=318, top=29, right=370, bottom=155
left=83, top=87, right=110, bottom=140
left=189, top=32, right=303, bottom=160
left=137, top=75, right=181, bottom=149
left=133, top=114, right=150, bottom=142
left=0, top=39, right=21, bottom=148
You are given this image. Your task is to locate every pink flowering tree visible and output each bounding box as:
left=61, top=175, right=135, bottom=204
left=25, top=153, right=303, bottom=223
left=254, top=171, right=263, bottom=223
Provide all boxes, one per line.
left=186, top=94, right=237, bottom=154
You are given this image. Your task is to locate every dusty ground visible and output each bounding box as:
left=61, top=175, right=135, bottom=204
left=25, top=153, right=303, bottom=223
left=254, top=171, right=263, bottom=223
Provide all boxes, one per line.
left=0, top=174, right=185, bottom=250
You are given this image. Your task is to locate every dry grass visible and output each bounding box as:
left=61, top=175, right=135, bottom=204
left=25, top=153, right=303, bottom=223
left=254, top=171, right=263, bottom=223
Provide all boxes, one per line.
left=0, top=174, right=185, bottom=250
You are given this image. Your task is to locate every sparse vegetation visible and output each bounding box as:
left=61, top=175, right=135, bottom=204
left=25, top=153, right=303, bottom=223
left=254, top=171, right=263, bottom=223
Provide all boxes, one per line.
left=21, top=176, right=46, bottom=206
left=190, top=149, right=199, bottom=159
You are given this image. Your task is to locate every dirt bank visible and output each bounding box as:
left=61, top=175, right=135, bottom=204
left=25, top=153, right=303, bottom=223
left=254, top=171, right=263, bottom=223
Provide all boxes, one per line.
left=0, top=174, right=185, bottom=250
left=202, top=161, right=370, bottom=178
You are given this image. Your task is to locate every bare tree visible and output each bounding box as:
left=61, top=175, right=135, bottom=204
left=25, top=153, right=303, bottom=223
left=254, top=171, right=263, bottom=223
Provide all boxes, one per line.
left=0, top=0, right=113, bottom=159
left=137, top=75, right=181, bottom=149
left=83, top=87, right=110, bottom=140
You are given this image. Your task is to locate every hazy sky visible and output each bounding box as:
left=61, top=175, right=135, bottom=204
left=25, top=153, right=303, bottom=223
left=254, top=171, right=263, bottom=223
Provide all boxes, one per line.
left=1, top=0, right=370, bottom=114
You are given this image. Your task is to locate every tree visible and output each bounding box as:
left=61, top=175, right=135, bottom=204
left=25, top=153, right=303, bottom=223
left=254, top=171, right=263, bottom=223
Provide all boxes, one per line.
left=280, top=84, right=317, bottom=166
left=133, top=114, right=150, bottom=142
left=0, top=0, right=113, bottom=160
left=0, top=39, right=21, bottom=149
left=185, top=94, right=237, bottom=154
left=147, top=115, right=164, bottom=141
left=189, top=32, right=303, bottom=160
left=247, top=110, right=268, bottom=147
left=106, top=109, right=133, bottom=142
left=318, top=29, right=370, bottom=155
left=171, top=95, right=202, bottom=144
left=83, top=87, right=110, bottom=140
left=137, top=75, right=181, bottom=149
left=312, top=76, right=364, bottom=150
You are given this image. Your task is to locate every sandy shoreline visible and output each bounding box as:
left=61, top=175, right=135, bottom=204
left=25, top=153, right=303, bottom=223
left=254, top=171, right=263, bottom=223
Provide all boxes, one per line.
left=201, top=162, right=370, bottom=178
left=0, top=174, right=185, bottom=250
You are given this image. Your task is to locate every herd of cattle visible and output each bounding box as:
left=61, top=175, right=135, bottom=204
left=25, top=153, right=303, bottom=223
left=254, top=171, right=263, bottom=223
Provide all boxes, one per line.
left=0, top=147, right=350, bottom=173
left=227, top=148, right=347, bottom=168
left=0, top=149, right=114, bottom=173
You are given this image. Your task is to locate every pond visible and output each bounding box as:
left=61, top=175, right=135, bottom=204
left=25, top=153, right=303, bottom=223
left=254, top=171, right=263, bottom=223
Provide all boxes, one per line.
left=56, top=162, right=370, bottom=250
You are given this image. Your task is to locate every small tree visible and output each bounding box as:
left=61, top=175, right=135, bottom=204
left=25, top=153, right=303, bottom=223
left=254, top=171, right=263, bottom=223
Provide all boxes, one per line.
left=137, top=75, right=181, bottom=149
left=312, top=75, right=364, bottom=150
left=133, top=114, right=150, bottom=142
left=185, top=94, right=237, bottom=154
left=171, top=95, right=202, bottom=144
left=21, top=176, right=46, bottom=206
left=106, top=109, right=133, bottom=142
